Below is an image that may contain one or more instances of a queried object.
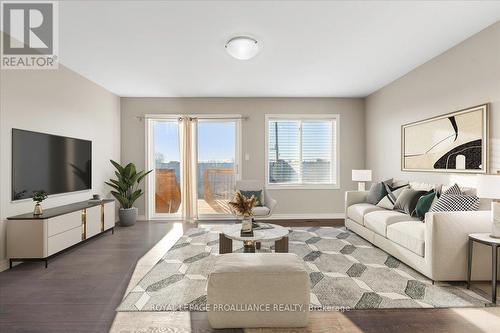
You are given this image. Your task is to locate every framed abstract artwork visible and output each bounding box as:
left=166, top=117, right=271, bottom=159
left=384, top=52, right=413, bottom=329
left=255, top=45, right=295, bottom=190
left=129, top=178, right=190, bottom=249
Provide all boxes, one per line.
left=401, top=104, right=489, bottom=173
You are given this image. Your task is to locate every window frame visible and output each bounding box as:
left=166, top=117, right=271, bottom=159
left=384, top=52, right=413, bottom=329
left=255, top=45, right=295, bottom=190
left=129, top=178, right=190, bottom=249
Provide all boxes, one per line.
left=265, top=114, right=340, bottom=190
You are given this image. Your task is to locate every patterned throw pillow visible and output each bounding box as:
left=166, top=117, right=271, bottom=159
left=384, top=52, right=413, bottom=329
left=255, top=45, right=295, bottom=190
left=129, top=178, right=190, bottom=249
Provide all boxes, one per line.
left=429, top=194, right=479, bottom=213
left=240, top=190, right=263, bottom=207
left=443, top=183, right=462, bottom=196
left=366, top=179, right=393, bottom=205
left=377, top=183, right=409, bottom=210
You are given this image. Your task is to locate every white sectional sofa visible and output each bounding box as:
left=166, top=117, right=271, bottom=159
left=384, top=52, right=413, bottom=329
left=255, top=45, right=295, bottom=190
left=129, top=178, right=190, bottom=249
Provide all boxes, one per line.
left=345, top=189, right=493, bottom=281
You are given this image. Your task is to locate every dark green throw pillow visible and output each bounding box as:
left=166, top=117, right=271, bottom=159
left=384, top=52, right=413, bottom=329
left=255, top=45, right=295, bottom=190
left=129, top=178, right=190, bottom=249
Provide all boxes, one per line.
left=240, top=190, right=263, bottom=207
left=415, top=191, right=436, bottom=219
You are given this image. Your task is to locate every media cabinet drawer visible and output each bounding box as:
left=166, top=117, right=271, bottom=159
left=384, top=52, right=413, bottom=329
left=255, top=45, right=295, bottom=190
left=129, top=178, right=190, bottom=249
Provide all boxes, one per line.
left=47, top=226, right=82, bottom=256
left=85, top=206, right=101, bottom=238
left=104, top=201, right=115, bottom=230
left=48, top=211, right=82, bottom=237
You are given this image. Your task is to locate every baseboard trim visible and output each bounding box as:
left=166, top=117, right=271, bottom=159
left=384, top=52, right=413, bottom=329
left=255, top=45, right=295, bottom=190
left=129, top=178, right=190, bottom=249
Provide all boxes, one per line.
left=138, top=213, right=344, bottom=221
left=266, top=213, right=344, bottom=220
left=0, top=259, right=10, bottom=272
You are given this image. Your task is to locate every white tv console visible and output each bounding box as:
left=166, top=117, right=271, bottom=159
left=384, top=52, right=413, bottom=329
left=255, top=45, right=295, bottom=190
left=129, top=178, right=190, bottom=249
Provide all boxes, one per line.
left=7, top=200, right=115, bottom=268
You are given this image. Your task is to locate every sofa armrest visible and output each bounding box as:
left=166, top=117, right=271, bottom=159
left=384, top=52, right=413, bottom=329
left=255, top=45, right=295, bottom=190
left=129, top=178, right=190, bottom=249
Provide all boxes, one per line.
left=344, top=191, right=369, bottom=215
left=263, top=188, right=277, bottom=215
left=425, top=211, right=491, bottom=280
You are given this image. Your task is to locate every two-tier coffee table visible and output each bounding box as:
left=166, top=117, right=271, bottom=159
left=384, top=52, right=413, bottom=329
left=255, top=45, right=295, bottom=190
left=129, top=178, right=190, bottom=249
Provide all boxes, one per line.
left=219, top=223, right=290, bottom=254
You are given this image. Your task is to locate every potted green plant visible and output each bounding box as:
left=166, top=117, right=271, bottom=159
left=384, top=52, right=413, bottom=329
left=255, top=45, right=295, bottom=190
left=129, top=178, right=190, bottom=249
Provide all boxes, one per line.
left=33, top=190, right=48, bottom=216
left=105, top=160, right=152, bottom=226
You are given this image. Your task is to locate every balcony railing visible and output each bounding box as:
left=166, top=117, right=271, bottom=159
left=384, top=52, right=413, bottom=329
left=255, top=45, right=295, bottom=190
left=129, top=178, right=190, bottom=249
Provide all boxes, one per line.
left=154, top=167, right=236, bottom=215
left=203, top=167, right=235, bottom=214
left=155, top=169, right=181, bottom=214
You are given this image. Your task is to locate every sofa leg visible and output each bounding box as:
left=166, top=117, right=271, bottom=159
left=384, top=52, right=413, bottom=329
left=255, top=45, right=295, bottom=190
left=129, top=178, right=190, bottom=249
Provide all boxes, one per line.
left=431, top=280, right=435, bottom=285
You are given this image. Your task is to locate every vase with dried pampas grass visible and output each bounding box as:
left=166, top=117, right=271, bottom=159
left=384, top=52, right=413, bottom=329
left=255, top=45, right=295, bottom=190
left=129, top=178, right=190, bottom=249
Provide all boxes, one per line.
left=229, top=191, right=257, bottom=234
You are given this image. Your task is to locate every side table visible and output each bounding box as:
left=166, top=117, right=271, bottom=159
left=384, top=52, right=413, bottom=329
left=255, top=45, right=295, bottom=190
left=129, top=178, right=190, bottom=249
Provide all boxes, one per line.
left=467, top=233, right=500, bottom=304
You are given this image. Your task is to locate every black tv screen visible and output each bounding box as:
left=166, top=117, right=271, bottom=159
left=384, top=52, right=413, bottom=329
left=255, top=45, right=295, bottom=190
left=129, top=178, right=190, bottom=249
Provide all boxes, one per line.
left=12, top=129, right=92, bottom=200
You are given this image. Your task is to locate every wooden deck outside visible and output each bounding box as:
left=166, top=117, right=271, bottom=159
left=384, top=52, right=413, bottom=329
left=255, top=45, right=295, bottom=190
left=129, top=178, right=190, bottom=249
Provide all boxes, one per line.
left=197, top=198, right=232, bottom=215
left=155, top=167, right=235, bottom=216
left=201, top=167, right=234, bottom=215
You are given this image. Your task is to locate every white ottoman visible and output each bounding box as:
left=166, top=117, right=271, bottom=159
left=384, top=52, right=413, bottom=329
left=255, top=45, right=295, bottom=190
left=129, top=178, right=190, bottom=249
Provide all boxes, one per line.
left=207, top=253, right=310, bottom=328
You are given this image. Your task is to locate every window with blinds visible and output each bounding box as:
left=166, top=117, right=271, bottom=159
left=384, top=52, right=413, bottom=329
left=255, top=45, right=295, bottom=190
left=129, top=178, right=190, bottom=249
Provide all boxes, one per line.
left=266, top=115, right=338, bottom=188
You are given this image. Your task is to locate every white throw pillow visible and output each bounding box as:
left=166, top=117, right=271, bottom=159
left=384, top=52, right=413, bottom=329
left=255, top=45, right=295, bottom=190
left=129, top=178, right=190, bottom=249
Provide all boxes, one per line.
left=409, top=181, right=435, bottom=191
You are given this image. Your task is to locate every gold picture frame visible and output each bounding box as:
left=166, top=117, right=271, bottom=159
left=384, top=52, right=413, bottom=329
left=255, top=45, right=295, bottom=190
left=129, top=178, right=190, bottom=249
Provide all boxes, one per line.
left=401, top=104, right=489, bottom=174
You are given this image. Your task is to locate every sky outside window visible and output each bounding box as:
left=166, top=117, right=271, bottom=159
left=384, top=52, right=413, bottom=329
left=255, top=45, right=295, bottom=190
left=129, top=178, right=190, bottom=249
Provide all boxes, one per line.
left=154, top=120, right=235, bottom=163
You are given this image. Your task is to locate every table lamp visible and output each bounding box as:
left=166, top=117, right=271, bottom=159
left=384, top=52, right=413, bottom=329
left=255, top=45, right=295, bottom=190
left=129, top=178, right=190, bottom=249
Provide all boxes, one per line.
left=352, top=170, right=372, bottom=191
left=477, top=174, right=500, bottom=238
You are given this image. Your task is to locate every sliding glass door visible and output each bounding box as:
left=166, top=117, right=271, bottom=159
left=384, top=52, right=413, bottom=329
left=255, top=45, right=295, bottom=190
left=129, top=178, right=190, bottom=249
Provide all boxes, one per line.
left=146, top=116, right=241, bottom=220
left=149, top=119, right=182, bottom=219
left=197, top=119, right=240, bottom=218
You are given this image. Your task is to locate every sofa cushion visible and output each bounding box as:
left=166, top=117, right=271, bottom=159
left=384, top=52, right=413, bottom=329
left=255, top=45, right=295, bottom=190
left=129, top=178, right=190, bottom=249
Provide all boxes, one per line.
left=252, top=206, right=271, bottom=216
left=409, top=181, right=436, bottom=191
left=429, top=194, right=480, bottom=213
left=387, top=221, right=425, bottom=257
left=415, top=191, right=437, bottom=219
left=366, top=179, right=392, bottom=205
left=240, top=190, right=263, bottom=207
left=347, top=203, right=384, bottom=225
left=364, top=210, right=419, bottom=236
left=441, top=184, right=476, bottom=196
left=443, top=183, right=462, bottom=195
left=393, top=189, right=428, bottom=216
left=377, top=183, right=409, bottom=210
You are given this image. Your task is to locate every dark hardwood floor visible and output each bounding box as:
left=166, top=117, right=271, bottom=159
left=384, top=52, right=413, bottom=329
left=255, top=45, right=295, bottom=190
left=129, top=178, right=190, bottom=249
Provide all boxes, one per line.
left=1, top=220, right=499, bottom=333
left=0, top=221, right=193, bottom=333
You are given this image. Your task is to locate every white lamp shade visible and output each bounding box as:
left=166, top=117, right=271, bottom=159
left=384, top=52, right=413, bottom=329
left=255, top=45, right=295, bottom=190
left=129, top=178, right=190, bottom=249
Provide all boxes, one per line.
left=225, top=36, right=260, bottom=60
left=352, top=170, right=372, bottom=182
left=476, top=174, right=500, bottom=199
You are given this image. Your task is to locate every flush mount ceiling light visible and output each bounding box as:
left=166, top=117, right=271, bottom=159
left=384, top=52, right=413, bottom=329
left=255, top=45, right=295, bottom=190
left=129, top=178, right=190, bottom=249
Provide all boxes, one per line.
left=225, top=36, right=260, bottom=60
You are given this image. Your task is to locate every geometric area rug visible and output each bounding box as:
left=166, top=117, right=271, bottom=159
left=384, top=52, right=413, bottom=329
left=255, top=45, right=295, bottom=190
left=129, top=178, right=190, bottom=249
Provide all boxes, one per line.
left=117, top=226, right=488, bottom=312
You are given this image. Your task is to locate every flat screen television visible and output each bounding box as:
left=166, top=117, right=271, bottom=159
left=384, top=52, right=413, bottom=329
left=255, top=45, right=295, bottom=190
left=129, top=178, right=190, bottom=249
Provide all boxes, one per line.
left=12, top=129, right=92, bottom=201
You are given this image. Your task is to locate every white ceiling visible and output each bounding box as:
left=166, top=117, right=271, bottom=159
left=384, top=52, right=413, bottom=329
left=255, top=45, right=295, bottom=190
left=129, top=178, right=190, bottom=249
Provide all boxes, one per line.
left=59, top=1, right=500, bottom=97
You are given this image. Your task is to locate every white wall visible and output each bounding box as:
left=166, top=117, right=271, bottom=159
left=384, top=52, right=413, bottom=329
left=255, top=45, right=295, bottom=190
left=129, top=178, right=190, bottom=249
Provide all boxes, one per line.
left=0, top=65, right=121, bottom=271
left=120, top=97, right=365, bottom=218
left=366, top=21, right=500, bottom=187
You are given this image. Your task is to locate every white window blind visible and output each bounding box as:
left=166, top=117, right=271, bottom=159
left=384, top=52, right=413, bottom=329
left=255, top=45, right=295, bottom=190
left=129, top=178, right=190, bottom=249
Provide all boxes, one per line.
left=267, top=116, right=337, bottom=187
